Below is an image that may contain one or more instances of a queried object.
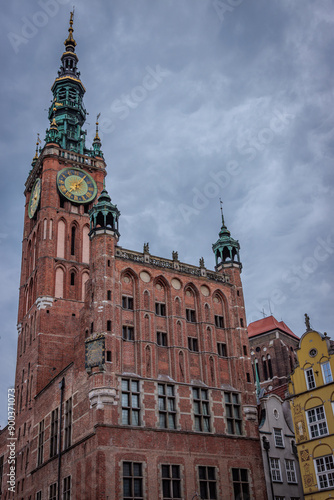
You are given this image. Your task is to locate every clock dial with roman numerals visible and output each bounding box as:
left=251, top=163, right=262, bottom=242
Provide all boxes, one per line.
left=57, top=167, right=97, bottom=204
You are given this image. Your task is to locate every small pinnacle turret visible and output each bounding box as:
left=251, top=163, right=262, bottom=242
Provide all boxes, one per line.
left=212, top=203, right=241, bottom=270
left=89, top=187, right=120, bottom=238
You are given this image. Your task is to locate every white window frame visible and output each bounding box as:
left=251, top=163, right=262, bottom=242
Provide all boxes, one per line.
left=273, top=428, right=284, bottom=448
left=314, top=454, right=334, bottom=490
left=305, top=367, right=316, bottom=390
left=321, top=361, right=333, bottom=384
left=306, top=405, right=328, bottom=439
left=285, top=459, right=297, bottom=483
left=270, top=458, right=282, bottom=482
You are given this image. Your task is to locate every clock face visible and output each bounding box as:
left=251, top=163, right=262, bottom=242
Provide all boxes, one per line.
left=28, top=178, right=41, bottom=219
left=57, top=167, right=97, bottom=204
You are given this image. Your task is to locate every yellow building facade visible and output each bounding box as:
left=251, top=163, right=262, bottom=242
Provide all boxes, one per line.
left=288, top=322, right=334, bottom=499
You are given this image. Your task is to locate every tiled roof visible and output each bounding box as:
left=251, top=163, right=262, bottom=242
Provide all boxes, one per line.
left=265, top=383, right=288, bottom=401
left=247, top=315, right=299, bottom=340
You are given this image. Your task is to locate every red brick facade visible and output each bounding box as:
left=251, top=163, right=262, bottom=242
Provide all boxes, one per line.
left=0, top=24, right=267, bottom=500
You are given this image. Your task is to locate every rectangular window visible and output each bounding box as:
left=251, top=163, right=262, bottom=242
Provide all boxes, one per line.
left=157, top=331, right=167, bottom=347
left=122, top=326, right=134, bottom=341
left=158, top=384, right=176, bottom=429
left=122, top=296, right=134, bottom=310
left=270, top=458, right=282, bottom=482
left=36, top=492, right=42, bottom=500
left=122, top=379, right=140, bottom=426
left=188, top=337, right=199, bottom=352
left=161, top=464, right=181, bottom=499
left=193, top=388, right=210, bottom=432
left=123, top=462, right=143, bottom=500
left=186, top=308, right=196, bottom=323
left=274, top=497, right=285, bottom=500
left=321, top=361, right=333, bottom=384
left=305, top=368, right=316, bottom=389
left=37, top=419, right=44, bottom=466
left=49, top=483, right=57, bottom=500
left=155, top=302, right=166, bottom=316
left=50, top=408, right=58, bottom=458
left=214, top=315, right=224, bottom=328
left=63, top=475, right=71, bottom=500
left=198, top=466, right=217, bottom=499
left=225, top=392, right=242, bottom=435
left=232, top=468, right=250, bottom=500
left=315, top=454, right=334, bottom=490
left=285, top=459, right=297, bottom=483
left=306, top=406, right=328, bottom=438
left=217, top=342, right=227, bottom=357
left=274, top=428, right=284, bottom=448
left=64, top=397, right=72, bottom=450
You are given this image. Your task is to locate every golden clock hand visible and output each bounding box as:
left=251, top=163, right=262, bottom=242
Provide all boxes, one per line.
left=76, top=175, right=86, bottom=186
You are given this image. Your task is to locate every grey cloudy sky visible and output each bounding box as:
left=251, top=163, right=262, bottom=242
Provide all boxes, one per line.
left=0, top=0, right=333, bottom=426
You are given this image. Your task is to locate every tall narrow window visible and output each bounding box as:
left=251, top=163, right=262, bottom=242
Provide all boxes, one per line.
left=158, top=384, right=176, bottom=429
left=217, top=342, right=227, bottom=357
left=198, top=466, right=217, bottom=499
left=285, top=459, right=297, bottom=483
left=188, top=337, right=199, bottom=352
left=162, top=464, right=181, bottom=499
left=267, top=355, right=273, bottom=379
left=155, top=302, right=166, bottom=316
left=50, top=408, right=58, bottom=458
left=122, top=379, right=140, bottom=426
left=214, top=315, right=224, bottom=328
left=37, top=419, right=44, bottom=466
left=263, top=356, right=268, bottom=380
left=270, top=458, right=282, bottom=482
left=273, top=428, right=284, bottom=448
left=70, top=272, right=75, bottom=286
left=193, top=388, right=210, bottom=432
left=64, top=397, right=72, bottom=449
left=123, top=462, right=143, bottom=500
left=56, top=220, right=65, bottom=258
left=63, top=476, right=71, bottom=500
left=71, top=226, right=76, bottom=256
left=157, top=331, right=167, bottom=347
left=49, top=483, right=57, bottom=500
left=107, top=290, right=111, bottom=301
left=122, top=326, right=134, bottom=341
left=186, top=308, right=196, bottom=322
left=232, top=468, right=250, bottom=500
left=321, top=361, right=333, bottom=384
left=305, top=368, right=316, bottom=389
left=225, top=392, right=242, bottom=435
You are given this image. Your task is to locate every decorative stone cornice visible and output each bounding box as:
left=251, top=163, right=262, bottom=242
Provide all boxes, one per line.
left=36, top=296, right=54, bottom=310
left=89, top=387, right=119, bottom=409
left=115, top=247, right=230, bottom=284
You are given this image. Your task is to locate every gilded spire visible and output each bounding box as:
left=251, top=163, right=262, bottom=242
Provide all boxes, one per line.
left=220, top=198, right=225, bottom=227
left=64, top=10, right=76, bottom=50
left=32, top=134, right=41, bottom=165
left=94, top=113, right=101, bottom=142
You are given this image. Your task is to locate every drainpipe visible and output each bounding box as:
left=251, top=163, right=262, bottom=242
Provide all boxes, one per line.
left=58, top=377, right=65, bottom=500
left=262, top=436, right=274, bottom=500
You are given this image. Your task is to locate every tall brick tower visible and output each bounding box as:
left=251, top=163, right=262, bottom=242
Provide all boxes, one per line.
left=0, top=14, right=268, bottom=500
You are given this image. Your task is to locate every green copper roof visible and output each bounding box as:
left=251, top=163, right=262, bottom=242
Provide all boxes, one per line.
left=44, top=13, right=103, bottom=158
left=212, top=209, right=241, bottom=268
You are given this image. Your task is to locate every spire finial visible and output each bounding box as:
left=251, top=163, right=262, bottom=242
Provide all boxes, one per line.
left=304, top=313, right=311, bottom=331
left=32, top=133, right=41, bottom=163
left=94, top=113, right=101, bottom=141
left=220, top=198, right=225, bottom=227
left=64, top=9, right=76, bottom=49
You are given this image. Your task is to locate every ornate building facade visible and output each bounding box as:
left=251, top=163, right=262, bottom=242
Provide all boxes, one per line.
left=0, top=16, right=267, bottom=500
left=288, top=319, right=334, bottom=499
